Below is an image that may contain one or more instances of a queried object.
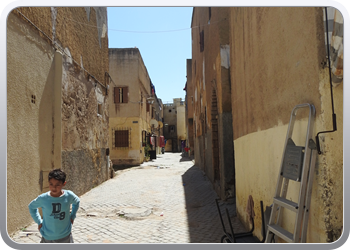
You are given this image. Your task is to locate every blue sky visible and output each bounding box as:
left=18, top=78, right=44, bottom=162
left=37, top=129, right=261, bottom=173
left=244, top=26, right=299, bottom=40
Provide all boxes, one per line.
left=107, top=7, right=193, bottom=104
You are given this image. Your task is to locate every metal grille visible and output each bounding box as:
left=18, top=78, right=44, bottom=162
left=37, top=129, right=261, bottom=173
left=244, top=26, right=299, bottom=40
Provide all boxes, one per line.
left=112, top=128, right=131, bottom=149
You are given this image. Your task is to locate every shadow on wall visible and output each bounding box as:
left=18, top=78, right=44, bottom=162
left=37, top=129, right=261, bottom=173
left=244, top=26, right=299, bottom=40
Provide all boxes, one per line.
left=181, top=165, right=239, bottom=243
left=39, top=59, right=56, bottom=192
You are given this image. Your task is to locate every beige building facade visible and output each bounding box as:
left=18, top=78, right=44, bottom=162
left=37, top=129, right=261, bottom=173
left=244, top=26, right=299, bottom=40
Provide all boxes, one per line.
left=152, top=97, right=165, bottom=155
left=189, top=7, right=343, bottom=243
left=7, top=7, right=110, bottom=235
left=163, top=98, right=186, bottom=152
left=108, top=48, right=163, bottom=166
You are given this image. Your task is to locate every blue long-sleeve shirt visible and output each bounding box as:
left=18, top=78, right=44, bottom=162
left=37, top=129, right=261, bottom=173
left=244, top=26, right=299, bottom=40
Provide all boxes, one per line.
left=28, top=190, right=80, bottom=240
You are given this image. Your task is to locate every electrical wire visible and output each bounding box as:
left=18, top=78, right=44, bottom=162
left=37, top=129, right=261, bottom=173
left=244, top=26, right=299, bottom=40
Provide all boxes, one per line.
left=64, top=16, right=227, bottom=33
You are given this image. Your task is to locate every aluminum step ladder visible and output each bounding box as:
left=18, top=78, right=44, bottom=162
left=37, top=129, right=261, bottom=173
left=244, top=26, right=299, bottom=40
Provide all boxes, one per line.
left=265, top=104, right=316, bottom=243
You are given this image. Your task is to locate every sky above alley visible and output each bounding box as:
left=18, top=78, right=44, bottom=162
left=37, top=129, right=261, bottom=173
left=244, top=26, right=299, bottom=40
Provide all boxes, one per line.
left=107, top=7, right=193, bottom=104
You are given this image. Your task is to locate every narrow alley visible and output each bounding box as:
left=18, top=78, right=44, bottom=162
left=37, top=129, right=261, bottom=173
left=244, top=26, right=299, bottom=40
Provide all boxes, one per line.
left=10, top=153, right=247, bottom=244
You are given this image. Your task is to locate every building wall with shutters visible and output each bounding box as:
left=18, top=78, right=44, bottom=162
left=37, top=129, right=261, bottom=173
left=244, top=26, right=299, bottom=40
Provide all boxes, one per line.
left=7, top=7, right=109, bottom=235
left=108, top=48, right=153, bottom=166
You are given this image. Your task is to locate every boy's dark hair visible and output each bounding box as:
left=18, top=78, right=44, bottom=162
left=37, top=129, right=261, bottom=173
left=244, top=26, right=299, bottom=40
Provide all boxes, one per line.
left=48, top=169, right=66, bottom=183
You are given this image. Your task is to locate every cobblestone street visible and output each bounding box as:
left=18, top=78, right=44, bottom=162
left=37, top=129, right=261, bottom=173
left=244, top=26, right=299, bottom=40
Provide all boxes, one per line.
left=10, top=153, right=247, bottom=244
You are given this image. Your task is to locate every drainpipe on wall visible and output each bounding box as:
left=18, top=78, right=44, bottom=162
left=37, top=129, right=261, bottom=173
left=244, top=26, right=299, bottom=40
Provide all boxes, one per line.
left=315, top=7, right=337, bottom=155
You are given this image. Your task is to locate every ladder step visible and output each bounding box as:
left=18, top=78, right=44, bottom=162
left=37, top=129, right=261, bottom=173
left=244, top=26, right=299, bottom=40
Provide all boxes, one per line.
left=274, top=197, right=299, bottom=212
left=268, top=224, right=294, bottom=243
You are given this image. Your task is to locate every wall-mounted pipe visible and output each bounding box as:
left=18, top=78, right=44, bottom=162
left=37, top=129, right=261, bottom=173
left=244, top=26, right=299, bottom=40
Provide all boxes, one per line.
left=315, top=7, right=337, bottom=155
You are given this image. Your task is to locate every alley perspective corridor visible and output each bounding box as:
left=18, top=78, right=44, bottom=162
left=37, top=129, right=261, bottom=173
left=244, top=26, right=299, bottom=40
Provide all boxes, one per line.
left=10, top=153, right=247, bottom=244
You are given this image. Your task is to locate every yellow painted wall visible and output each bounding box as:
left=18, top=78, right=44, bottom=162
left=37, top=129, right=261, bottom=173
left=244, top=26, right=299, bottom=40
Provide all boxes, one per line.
left=234, top=93, right=343, bottom=243
left=108, top=48, right=154, bottom=165
left=234, top=119, right=310, bottom=241
left=177, top=105, right=187, bottom=141
left=109, top=117, right=147, bottom=165
left=229, top=7, right=343, bottom=243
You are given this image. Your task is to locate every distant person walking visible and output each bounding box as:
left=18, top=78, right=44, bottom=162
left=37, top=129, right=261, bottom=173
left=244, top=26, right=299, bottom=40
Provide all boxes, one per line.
left=181, top=140, right=186, bottom=155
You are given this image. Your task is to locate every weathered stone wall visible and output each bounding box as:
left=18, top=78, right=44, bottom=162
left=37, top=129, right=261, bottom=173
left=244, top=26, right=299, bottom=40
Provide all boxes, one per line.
left=61, top=54, right=109, bottom=195
left=61, top=59, right=109, bottom=152
left=7, top=7, right=109, bottom=234
left=62, top=148, right=108, bottom=196
left=15, top=7, right=109, bottom=82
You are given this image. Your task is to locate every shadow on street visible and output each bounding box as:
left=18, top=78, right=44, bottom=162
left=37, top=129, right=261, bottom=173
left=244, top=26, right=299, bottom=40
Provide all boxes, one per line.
left=181, top=164, right=243, bottom=243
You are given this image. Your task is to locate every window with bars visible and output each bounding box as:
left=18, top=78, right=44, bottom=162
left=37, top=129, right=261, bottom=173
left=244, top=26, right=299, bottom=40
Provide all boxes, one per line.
left=114, top=130, right=129, bottom=147
left=114, top=87, right=128, bottom=103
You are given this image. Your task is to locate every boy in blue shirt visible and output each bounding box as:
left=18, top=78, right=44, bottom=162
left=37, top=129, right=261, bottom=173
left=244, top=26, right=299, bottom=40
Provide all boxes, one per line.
left=28, top=169, right=80, bottom=243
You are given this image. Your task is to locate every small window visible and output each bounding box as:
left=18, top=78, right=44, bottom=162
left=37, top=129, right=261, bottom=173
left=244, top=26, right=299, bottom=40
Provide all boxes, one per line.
left=97, top=103, right=103, bottom=116
left=169, top=109, right=172, bottom=113
left=115, top=130, right=129, bottom=147
left=114, top=87, right=128, bottom=103
left=31, top=95, right=36, bottom=104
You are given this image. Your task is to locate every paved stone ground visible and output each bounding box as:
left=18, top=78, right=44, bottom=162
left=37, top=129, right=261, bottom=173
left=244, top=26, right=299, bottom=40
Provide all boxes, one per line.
left=10, top=153, right=248, bottom=244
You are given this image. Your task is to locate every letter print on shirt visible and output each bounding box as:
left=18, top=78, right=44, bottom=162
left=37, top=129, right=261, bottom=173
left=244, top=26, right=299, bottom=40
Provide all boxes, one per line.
left=50, top=203, right=66, bottom=220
